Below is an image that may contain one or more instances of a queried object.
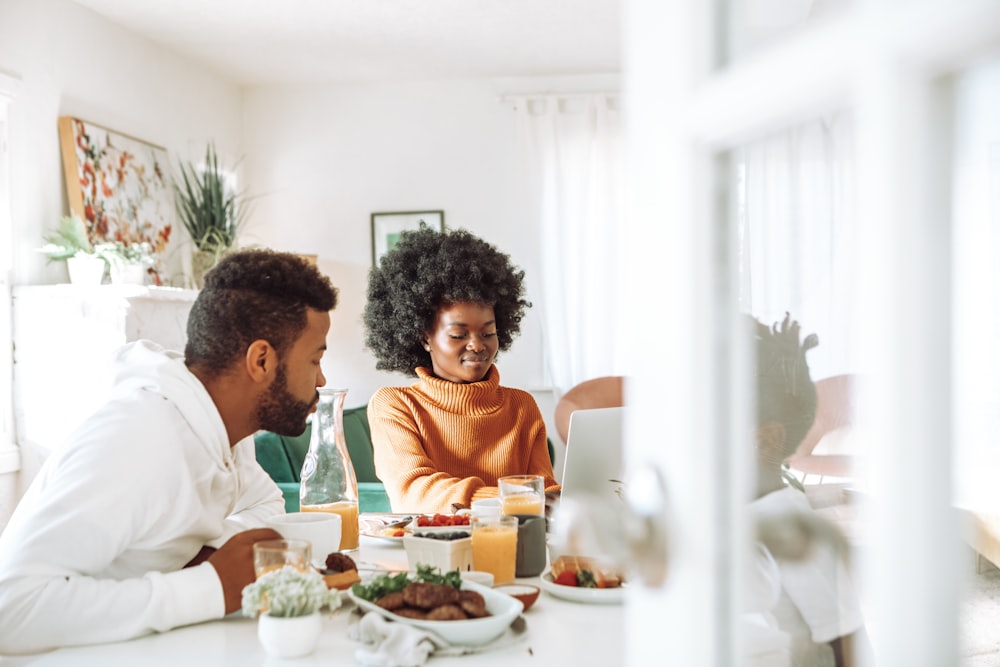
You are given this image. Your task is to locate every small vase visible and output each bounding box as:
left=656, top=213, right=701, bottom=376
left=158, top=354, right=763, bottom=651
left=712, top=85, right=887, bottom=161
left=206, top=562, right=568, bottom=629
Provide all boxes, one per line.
left=257, top=611, right=322, bottom=659
left=109, top=262, right=147, bottom=286
left=66, top=254, right=105, bottom=286
left=191, top=248, right=222, bottom=289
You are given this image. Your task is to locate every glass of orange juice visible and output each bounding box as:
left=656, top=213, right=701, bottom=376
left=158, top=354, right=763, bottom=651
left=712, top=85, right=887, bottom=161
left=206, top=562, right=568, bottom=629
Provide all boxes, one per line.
left=499, top=474, right=545, bottom=516
left=300, top=500, right=360, bottom=551
left=252, top=539, right=312, bottom=579
left=471, top=515, right=519, bottom=584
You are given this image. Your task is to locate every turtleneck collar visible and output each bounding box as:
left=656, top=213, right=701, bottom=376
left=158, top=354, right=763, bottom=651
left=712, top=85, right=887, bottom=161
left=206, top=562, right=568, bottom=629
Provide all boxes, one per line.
left=412, top=365, right=504, bottom=415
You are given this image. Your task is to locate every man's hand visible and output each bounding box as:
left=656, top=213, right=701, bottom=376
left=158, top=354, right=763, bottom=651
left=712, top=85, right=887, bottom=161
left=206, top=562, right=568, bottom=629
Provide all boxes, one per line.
left=206, top=528, right=282, bottom=614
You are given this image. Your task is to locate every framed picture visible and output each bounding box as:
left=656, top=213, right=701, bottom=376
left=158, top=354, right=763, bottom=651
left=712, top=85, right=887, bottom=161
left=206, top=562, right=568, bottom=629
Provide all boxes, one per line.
left=370, top=210, right=444, bottom=266
left=57, top=116, right=176, bottom=283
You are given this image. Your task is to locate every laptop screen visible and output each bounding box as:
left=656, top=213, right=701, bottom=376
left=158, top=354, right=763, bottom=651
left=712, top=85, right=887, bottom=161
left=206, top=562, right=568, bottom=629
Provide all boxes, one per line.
left=559, top=406, right=626, bottom=506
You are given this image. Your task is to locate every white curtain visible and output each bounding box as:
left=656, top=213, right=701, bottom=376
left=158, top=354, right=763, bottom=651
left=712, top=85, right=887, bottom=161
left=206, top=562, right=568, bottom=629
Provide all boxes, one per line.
left=513, top=94, right=623, bottom=396
left=738, top=113, right=859, bottom=381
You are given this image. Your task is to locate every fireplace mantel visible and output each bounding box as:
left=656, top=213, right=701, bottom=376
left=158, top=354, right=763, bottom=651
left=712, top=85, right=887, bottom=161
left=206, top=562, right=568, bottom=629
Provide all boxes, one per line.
left=11, top=285, right=198, bottom=469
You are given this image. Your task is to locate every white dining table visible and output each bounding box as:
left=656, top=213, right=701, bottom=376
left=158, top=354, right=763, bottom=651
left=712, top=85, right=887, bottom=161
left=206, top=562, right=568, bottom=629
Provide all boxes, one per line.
left=0, top=525, right=625, bottom=667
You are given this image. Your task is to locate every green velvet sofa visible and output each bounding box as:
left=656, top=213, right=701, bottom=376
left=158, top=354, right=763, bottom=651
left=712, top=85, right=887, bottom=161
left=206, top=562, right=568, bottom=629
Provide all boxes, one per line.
left=254, top=404, right=391, bottom=513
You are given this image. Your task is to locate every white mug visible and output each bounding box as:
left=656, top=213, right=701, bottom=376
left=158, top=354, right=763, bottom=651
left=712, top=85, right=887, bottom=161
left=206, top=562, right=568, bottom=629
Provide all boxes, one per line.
left=265, top=512, right=342, bottom=568
left=469, top=497, right=502, bottom=520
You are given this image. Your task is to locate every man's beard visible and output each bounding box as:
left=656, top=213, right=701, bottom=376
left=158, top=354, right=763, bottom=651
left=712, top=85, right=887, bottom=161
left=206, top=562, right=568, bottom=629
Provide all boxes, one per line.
left=256, top=364, right=317, bottom=436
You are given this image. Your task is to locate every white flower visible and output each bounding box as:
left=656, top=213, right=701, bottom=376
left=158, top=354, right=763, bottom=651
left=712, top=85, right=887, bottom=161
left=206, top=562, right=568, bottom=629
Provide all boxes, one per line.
left=241, top=566, right=342, bottom=618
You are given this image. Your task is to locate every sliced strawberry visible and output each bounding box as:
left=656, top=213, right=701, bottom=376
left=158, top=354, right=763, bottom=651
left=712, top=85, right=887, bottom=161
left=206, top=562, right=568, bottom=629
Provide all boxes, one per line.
left=553, top=571, right=578, bottom=587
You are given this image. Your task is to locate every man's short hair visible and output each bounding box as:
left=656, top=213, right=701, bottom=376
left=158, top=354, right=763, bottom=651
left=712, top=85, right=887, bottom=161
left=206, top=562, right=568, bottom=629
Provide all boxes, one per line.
left=185, top=249, right=338, bottom=377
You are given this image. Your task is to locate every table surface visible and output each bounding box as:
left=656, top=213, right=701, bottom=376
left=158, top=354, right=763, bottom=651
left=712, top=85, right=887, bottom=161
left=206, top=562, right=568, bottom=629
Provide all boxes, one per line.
left=1, top=519, right=625, bottom=666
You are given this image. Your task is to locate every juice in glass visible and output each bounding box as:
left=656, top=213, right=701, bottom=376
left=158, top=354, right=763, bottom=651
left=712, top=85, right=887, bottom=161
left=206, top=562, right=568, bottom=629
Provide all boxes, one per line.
left=498, top=474, right=545, bottom=516
left=471, top=515, right=518, bottom=584
left=301, top=501, right=359, bottom=551
left=253, top=539, right=312, bottom=578
left=501, top=493, right=544, bottom=516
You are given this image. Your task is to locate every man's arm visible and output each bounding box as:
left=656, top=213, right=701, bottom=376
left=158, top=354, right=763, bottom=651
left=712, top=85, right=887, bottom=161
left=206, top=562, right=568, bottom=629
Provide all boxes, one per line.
left=208, top=438, right=286, bottom=548
left=830, top=628, right=873, bottom=667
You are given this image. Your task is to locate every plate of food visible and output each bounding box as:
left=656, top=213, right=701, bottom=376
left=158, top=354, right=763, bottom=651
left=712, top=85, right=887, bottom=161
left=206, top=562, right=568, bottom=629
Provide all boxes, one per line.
left=538, top=556, right=626, bottom=605
left=359, top=516, right=414, bottom=546
left=348, top=566, right=523, bottom=646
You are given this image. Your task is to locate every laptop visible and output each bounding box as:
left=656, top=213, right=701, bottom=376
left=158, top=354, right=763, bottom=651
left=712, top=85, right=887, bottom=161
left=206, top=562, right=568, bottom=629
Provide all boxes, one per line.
left=559, top=406, right=625, bottom=507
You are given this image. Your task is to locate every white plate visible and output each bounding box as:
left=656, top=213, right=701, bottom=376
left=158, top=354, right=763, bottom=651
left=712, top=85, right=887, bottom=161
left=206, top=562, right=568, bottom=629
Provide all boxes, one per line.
left=355, top=561, right=390, bottom=580
left=360, top=531, right=406, bottom=547
left=538, top=571, right=625, bottom=605
left=359, top=517, right=409, bottom=546
left=348, top=580, right=523, bottom=646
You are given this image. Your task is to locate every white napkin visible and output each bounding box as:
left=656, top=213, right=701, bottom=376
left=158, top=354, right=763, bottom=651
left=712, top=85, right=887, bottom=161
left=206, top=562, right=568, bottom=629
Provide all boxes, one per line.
left=348, top=611, right=527, bottom=666
left=351, top=612, right=446, bottom=667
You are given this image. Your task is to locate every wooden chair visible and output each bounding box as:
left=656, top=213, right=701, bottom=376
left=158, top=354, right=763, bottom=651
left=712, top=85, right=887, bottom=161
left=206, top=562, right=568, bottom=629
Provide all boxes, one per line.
left=554, top=376, right=624, bottom=445
left=784, top=373, right=859, bottom=483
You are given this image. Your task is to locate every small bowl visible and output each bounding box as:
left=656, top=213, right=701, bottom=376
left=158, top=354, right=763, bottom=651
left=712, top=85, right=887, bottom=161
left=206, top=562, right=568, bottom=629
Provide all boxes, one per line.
left=493, top=583, right=540, bottom=611
left=403, top=534, right=474, bottom=572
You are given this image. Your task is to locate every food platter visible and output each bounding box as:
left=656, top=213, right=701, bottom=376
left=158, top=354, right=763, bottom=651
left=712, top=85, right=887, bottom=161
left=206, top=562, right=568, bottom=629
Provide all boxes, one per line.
left=538, top=571, right=625, bottom=605
left=360, top=530, right=407, bottom=546
left=348, top=580, right=523, bottom=646
left=359, top=514, right=472, bottom=546
left=359, top=517, right=410, bottom=546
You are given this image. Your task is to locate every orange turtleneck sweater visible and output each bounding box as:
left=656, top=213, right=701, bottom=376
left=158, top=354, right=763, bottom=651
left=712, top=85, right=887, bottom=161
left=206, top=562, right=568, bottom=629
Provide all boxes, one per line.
left=368, top=365, right=560, bottom=513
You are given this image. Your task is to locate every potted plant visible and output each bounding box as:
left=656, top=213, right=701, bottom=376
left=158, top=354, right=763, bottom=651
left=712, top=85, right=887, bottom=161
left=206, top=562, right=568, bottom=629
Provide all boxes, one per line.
left=241, top=565, right=342, bottom=658
left=96, top=241, right=155, bottom=285
left=173, top=143, right=251, bottom=288
left=37, top=215, right=106, bottom=285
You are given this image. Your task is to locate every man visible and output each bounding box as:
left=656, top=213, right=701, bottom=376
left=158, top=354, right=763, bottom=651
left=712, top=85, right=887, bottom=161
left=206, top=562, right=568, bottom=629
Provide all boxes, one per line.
left=0, top=249, right=338, bottom=654
left=747, top=313, right=869, bottom=667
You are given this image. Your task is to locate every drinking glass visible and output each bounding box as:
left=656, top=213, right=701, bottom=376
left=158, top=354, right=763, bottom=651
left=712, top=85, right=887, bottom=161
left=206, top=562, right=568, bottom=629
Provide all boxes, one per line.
left=253, top=539, right=312, bottom=579
left=499, top=474, right=545, bottom=516
left=471, top=515, right=518, bottom=584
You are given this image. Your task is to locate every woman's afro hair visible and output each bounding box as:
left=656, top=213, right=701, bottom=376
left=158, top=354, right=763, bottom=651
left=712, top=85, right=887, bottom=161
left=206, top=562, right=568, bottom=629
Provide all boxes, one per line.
left=363, top=224, right=531, bottom=375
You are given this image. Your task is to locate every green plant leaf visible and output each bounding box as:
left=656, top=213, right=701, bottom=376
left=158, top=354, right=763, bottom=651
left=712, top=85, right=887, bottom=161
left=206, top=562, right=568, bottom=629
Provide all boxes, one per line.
left=173, top=142, right=252, bottom=253
left=37, top=215, right=94, bottom=262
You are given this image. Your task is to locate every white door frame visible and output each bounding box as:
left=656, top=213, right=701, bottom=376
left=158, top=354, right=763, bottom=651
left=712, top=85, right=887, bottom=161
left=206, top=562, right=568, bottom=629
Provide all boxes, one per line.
left=623, top=1, right=1000, bottom=664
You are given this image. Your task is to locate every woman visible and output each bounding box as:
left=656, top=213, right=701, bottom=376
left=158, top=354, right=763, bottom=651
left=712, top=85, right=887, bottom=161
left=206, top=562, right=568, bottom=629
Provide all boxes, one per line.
left=363, top=224, right=560, bottom=513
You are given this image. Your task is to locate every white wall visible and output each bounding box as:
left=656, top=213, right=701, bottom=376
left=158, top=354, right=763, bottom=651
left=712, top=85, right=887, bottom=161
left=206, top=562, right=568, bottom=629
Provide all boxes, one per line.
left=0, top=0, right=244, bottom=526
left=0, top=0, right=244, bottom=288
left=241, top=74, right=618, bottom=409
left=0, top=0, right=616, bottom=522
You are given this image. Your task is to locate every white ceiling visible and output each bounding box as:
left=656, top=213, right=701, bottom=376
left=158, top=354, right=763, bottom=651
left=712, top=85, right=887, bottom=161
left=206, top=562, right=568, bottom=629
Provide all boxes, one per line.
left=69, top=0, right=622, bottom=87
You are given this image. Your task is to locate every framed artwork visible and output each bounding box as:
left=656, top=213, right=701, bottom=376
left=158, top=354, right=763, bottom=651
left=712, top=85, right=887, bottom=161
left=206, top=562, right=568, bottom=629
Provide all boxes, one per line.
left=57, top=116, right=176, bottom=283
left=370, top=210, right=444, bottom=266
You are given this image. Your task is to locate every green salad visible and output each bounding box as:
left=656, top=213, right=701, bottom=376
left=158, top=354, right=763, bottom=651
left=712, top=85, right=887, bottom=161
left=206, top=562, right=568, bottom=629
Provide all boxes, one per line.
left=351, top=564, right=463, bottom=602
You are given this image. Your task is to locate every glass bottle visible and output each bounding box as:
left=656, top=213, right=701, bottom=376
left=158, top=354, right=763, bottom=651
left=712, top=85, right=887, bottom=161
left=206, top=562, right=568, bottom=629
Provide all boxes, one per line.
left=299, top=387, right=359, bottom=551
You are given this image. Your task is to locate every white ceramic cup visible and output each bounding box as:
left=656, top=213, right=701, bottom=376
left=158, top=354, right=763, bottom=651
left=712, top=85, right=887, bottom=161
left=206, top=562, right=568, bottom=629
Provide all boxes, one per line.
left=265, top=512, right=342, bottom=568
left=469, top=497, right=502, bottom=520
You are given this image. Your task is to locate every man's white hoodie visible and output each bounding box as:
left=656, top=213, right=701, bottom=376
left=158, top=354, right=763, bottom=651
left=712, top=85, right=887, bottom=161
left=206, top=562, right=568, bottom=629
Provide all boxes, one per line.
left=0, top=341, right=284, bottom=654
